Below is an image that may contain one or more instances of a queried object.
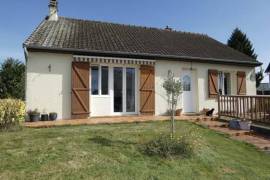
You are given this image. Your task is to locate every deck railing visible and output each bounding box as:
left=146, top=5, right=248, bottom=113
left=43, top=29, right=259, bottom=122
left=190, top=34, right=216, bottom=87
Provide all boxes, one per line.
left=218, top=95, right=270, bottom=124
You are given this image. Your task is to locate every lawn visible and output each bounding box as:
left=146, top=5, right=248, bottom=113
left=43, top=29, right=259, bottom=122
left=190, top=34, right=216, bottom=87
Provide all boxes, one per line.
left=0, top=121, right=270, bottom=180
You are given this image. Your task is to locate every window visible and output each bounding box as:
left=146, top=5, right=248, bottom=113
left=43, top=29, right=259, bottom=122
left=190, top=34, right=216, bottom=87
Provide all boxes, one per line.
left=224, top=73, right=231, bottom=95
left=101, top=66, right=109, bottom=95
left=91, top=66, right=99, bottom=95
left=218, top=72, right=231, bottom=95
left=91, top=66, right=109, bottom=95
left=183, top=75, right=191, bottom=91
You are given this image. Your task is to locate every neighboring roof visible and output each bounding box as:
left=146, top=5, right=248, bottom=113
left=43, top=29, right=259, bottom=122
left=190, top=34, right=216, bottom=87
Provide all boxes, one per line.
left=257, top=83, right=270, bottom=91
left=265, top=63, right=270, bottom=73
left=24, top=17, right=261, bottom=66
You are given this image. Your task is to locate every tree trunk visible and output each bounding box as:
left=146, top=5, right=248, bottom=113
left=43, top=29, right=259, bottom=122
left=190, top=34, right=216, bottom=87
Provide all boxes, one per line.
left=171, top=94, right=175, bottom=138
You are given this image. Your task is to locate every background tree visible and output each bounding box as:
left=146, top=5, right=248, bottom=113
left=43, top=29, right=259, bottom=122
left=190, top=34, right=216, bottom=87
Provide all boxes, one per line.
left=256, top=67, right=264, bottom=88
left=0, top=58, right=25, bottom=100
left=162, top=70, right=182, bottom=138
left=227, top=28, right=263, bottom=86
left=227, top=28, right=257, bottom=59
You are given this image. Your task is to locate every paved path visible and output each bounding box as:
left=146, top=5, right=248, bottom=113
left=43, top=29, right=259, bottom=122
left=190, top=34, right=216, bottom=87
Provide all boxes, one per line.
left=195, top=119, right=270, bottom=152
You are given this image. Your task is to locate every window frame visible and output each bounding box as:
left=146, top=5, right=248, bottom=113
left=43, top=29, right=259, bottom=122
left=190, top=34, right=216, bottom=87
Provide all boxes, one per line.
left=91, top=65, right=99, bottom=95
left=90, top=65, right=109, bottom=96
left=183, top=75, right=191, bottom=92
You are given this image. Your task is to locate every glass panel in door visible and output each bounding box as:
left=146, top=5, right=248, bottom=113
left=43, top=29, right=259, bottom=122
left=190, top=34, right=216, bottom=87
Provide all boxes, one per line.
left=126, top=68, right=135, bottom=112
left=114, top=67, right=123, bottom=112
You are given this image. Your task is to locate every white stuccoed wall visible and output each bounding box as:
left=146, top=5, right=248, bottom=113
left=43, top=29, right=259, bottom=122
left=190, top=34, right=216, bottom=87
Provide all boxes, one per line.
left=26, top=52, right=257, bottom=119
left=155, top=60, right=256, bottom=115
left=26, top=52, right=73, bottom=119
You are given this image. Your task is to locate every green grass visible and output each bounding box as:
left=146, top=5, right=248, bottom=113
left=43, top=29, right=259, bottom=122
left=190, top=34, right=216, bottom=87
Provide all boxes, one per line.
left=0, top=121, right=270, bottom=180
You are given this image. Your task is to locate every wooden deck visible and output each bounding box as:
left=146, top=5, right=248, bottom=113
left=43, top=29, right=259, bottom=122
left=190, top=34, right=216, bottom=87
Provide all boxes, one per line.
left=218, top=95, right=270, bottom=124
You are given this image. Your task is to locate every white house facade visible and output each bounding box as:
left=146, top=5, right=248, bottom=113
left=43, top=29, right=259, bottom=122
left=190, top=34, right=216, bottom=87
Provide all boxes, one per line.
left=26, top=52, right=257, bottom=119
left=24, top=0, right=260, bottom=120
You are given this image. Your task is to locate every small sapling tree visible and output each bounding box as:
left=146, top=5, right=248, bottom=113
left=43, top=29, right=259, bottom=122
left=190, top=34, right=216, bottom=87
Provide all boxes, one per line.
left=162, top=70, right=182, bottom=138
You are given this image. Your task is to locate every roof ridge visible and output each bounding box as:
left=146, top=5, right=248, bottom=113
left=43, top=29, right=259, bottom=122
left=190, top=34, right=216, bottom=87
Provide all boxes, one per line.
left=58, top=16, right=209, bottom=38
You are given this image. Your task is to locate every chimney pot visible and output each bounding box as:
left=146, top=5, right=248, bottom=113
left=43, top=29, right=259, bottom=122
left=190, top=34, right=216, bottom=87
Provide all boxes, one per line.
left=48, top=0, right=58, bottom=21
left=165, top=25, right=172, bottom=31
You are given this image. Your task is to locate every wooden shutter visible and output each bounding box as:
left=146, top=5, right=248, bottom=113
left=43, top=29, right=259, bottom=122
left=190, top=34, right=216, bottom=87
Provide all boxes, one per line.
left=140, top=65, right=155, bottom=115
left=208, top=69, right=218, bottom=98
left=71, top=62, right=90, bottom=119
left=237, top=71, right=246, bottom=95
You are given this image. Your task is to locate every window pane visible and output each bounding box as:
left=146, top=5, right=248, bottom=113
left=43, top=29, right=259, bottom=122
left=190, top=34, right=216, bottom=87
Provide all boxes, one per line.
left=183, top=75, right=191, bottom=91
left=224, top=73, right=231, bottom=95
left=91, top=66, right=99, bottom=95
left=126, top=68, right=135, bottom=112
left=218, top=72, right=224, bottom=95
left=101, top=66, right=109, bottom=95
left=114, top=67, right=123, bottom=112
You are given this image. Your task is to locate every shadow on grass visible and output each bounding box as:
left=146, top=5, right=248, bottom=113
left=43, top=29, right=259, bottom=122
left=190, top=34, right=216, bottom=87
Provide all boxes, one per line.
left=89, top=136, right=137, bottom=147
left=0, top=124, right=23, bottom=133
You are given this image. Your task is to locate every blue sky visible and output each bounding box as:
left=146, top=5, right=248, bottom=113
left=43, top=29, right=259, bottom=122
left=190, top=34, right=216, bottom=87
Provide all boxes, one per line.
left=0, top=0, right=269, bottom=82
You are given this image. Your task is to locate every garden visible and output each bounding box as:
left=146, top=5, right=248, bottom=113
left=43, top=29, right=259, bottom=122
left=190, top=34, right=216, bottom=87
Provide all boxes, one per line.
left=0, top=121, right=270, bottom=179
left=0, top=59, right=270, bottom=179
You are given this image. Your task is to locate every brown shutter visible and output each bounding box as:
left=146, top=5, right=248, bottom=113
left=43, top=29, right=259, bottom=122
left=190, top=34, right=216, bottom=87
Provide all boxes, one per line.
left=208, top=69, right=218, bottom=98
left=140, top=65, right=155, bottom=115
left=237, top=71, right=246, bottom=95
left=71, top=62, right=90, bottom=119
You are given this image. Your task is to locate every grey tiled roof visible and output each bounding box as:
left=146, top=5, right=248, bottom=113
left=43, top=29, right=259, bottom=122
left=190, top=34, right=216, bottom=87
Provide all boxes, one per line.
left=24, top=17, right=260, bottom=65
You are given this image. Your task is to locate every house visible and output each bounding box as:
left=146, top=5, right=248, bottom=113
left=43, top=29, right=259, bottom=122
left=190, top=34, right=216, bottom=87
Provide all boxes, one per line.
left=257, top=83, right=270, bottom=95
left=23, top=0, right=261, bottom=120
left=257, top=63, right=270, bottom=95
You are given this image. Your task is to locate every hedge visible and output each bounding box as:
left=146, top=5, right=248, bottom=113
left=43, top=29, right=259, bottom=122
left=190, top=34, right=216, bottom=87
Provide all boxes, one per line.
left=0, top=99, right=25, bottom=131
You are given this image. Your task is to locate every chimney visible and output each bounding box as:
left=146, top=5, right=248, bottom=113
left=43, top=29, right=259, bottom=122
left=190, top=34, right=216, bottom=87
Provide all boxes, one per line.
left=48, top=0, right=58, bottom=21
left=165, top=25, right=173, bottom=31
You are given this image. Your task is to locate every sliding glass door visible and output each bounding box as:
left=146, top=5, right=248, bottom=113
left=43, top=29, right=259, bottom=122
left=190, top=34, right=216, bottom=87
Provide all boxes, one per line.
left=126, top=68, right=136, bottom=112
left=113, top=67, right=136, bottom=114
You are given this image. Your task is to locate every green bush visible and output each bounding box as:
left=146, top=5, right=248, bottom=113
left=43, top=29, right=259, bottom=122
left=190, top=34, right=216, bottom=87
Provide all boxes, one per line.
left=0, top=99, right=25, bottom=131
left=142, top=134, right=198, bottom=158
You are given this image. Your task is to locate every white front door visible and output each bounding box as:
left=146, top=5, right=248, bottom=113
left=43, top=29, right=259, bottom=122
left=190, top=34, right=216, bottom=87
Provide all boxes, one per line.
left=182, top=71, right=195, bottom=113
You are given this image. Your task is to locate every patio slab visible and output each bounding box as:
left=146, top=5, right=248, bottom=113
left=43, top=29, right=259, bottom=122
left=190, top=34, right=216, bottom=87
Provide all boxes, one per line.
left=24, top=115, right=213, bottom=128
left=194, top=119, right=270, bottom=152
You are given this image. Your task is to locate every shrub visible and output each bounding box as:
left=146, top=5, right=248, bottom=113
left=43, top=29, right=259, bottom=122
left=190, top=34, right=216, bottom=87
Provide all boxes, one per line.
left=0, top=99, right=25, bottom=131
left=142, top=135, right=194, bottom=158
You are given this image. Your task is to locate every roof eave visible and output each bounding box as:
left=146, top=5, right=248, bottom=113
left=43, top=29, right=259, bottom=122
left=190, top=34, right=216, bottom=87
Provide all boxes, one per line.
left=25, top=45, right=262, bottom=67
